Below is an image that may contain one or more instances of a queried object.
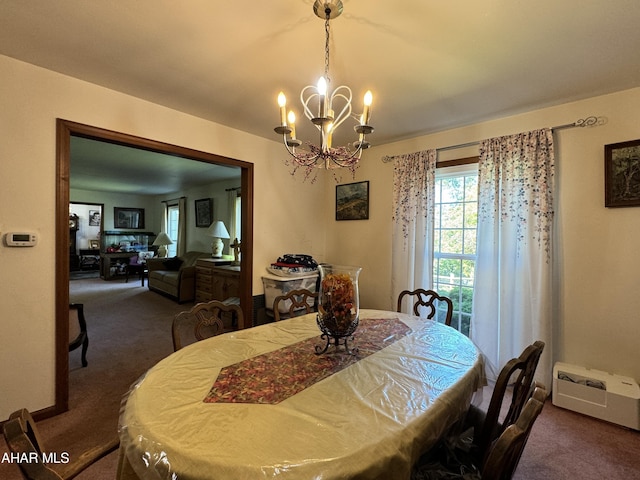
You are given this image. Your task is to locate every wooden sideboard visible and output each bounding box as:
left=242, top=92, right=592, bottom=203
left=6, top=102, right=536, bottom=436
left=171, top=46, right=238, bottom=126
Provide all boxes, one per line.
left=195, top=259, right=240, bottom=303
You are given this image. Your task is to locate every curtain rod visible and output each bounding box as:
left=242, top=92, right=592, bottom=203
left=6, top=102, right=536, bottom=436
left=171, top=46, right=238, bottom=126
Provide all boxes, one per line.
left=225, top=187, right=241, bottom=192
left=381, top=115, right=600, bottom=163
left=161, top=196, right=186, bottom=203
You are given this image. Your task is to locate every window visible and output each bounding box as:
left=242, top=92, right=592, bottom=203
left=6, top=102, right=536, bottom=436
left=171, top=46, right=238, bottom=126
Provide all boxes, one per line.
left=433, top=163, right=478, bottom=336
left=167, top=205, right=179, bottom=257
left=234, top=193, right=241, bottom=241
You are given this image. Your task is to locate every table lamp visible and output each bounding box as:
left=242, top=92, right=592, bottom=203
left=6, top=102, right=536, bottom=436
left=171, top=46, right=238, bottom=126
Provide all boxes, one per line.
left=209, top=221, right=230, bottom=258
left=152, top=232, right=173, bottom=258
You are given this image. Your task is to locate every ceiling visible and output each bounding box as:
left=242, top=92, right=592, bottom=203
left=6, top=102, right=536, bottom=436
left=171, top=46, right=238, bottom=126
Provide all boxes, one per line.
left=2, top=1, right=640, bottom=181
left=70, top=136, right=240, bottom=195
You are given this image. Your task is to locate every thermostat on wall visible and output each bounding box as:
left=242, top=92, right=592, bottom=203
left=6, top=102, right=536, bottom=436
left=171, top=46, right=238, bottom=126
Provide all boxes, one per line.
left=4, top=232, right=38, bottom=247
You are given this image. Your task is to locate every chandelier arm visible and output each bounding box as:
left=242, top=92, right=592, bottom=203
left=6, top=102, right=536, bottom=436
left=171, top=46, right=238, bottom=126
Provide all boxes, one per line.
left=301, top=86, right=322, bottom=124
left=325, top=144, right=364, bottom=168
left=282, top=136, right=323, bottom=166
left=328, top=87, right=353, bottom=130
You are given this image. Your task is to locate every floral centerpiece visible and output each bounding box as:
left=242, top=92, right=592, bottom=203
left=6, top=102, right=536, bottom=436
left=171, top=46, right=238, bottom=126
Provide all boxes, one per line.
left=316, top=265, right=362, bottom=354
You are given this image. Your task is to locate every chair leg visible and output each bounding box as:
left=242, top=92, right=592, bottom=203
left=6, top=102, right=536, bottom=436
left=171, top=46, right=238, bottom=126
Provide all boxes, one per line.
left=81, top=336, right=89, bottom=367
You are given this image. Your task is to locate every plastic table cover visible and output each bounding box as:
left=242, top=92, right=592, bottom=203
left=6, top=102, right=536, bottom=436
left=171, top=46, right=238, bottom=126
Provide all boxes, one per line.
left=117, top=309, right=485, bottom=480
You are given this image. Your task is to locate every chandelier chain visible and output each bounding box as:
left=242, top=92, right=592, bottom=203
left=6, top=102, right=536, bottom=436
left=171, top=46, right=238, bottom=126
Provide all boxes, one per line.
left=324, top=10, right=331, bottom=84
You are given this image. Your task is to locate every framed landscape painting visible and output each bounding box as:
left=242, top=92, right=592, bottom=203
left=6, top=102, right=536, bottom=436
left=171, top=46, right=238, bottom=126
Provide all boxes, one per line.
left=114, top=207, right=145, bottom=229
left=336, top=181, right=369, bottom=221
left=605, top=139, right=640, bottom=207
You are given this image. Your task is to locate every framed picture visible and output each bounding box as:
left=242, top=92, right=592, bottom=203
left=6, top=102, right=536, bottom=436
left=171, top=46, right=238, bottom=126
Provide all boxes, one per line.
left=89, top=239, right=100, bottom=249
left=88, top=210, right=101, bottom=226
left=195, top=198, right=213, bottom=227
left=114, top=207, right=145, bottom=229
left=336, top=181, right=370, bottom=221
left=605, top=139, right=640, bottom=207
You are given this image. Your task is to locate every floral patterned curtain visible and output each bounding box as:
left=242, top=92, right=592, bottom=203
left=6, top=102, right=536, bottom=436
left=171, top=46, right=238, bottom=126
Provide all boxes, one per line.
left=472, top=128, right=554, bottom=388
left=391, top=149, right=437, bottom=311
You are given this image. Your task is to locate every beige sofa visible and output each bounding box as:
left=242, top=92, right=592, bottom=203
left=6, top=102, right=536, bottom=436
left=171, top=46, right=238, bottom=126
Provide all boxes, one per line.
left=147, top=251, right=210, bottom=303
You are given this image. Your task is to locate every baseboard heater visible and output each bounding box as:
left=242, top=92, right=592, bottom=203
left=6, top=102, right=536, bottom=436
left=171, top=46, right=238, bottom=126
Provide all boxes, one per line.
left=552, top=362, right=640, bottom=430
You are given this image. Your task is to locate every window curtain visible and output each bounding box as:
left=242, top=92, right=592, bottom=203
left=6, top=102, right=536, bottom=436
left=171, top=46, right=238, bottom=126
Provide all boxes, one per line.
left=472, top=128, right=554, bottom=389
left=227, top=189, right=239, bottom=242
left=177, top=197, right=186, bottom=256
left=391, top=149, right=437, bottom=311
left=160, top=203, right=168, bottom=236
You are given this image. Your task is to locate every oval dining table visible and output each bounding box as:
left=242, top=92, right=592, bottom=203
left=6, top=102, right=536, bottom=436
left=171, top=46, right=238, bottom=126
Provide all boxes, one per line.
left=117, top=309, right=485, bottom=480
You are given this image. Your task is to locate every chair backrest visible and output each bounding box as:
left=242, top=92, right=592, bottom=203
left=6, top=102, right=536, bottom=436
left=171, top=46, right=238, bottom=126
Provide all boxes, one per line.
left=172, top=300, right=243, bottom=351
left=481, top=385, right=546, bottom=480
left=3, top=408, right=120, bottom=480
left=396, top=288, right=453, bottom=326
left=68, top=303, right=86, bottom=344
left=474, top=340, right=545, bottom=463
left=69, top=303, right=89, bottom=367
left=272, top=288, right=318, bottom=322
left=3, top=409, right=63, bottom=480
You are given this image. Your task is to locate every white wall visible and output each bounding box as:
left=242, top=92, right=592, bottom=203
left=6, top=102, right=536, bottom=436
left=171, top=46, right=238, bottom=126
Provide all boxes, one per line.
left=324, top=87, right=640, bottom=383
left=0, top=54, right=326, bottom=418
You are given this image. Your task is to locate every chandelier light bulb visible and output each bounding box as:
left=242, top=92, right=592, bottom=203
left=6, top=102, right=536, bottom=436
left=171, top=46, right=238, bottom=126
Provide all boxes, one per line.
left=361, top=91, right=373, bottom=125
left=287, top=111, right=297, bottom=140
left=317, top=77, right=328, bottom=118
left=317, top=77, right=327, bottom=95
left=278, top=92, right=287, bottom=126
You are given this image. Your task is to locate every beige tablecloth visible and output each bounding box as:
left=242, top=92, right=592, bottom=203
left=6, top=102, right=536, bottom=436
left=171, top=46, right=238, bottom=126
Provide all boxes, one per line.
left=117, top=309, right=485, bottom=480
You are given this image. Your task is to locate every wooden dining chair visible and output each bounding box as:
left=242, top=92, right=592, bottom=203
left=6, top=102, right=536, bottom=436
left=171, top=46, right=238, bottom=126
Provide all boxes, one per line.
left=68, top=303, right=88, bottom=367
left=466, top=340, right=545, bottom=465
left=480, top=385, right=546, bottom=480
left=2, top=408, right=119, bottom=480
left=272, top=288, right=318, bottom=322
left=396, top=288, right=453, bottom=326
left=411, top=385, right=547, bottom=480
left=172, top=300, right=243, bottom=351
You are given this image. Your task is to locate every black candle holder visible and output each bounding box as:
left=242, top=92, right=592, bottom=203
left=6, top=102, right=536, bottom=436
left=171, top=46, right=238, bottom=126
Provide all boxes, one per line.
left=314, top=313, right=359, bottom=355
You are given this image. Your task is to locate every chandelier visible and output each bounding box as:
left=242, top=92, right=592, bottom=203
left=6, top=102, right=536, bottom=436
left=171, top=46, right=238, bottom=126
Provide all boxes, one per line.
left=274, top=0, right=374, bottom=175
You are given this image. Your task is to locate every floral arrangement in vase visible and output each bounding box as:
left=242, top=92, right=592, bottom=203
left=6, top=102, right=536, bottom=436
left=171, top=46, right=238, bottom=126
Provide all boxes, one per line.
left=315, top=265, right=361, bottom=355
left=318, top=272, right=357, bottom=336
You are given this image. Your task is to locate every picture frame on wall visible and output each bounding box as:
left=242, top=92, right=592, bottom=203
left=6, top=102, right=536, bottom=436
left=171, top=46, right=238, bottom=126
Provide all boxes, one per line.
left=88, top=209, right=101, bottom=226
left=114, top=207, right=145, bottom=229
left=195, top=198, right=213, bottom=227
left=605, top=139, right=640, bottom=207
left=89, top=239, right=100, bottom=249
left=336, top=181, right=370, bottom=221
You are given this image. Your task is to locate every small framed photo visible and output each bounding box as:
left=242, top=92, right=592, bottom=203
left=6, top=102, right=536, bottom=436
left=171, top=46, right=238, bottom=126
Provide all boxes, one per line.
left=89, top=239, right=100, bottom=249
left=605, top=139, right=640, bottom=207
left=114, top=207, right=145, bottom=229
left=336, top=181, right=370, bottom=221
left=88, top=210, right=101, bottom=226
left=195, top=198, right=213, bottom=227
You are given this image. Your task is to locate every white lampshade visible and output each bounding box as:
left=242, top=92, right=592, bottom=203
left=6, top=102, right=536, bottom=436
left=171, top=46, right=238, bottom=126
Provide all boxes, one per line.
left=208, top=221, right=230, bottom=258
left=152, top=232, right=173, bottom=258
left=153, top=232, right=173, bottom=246
left=209, top=221, right=230, bottom=239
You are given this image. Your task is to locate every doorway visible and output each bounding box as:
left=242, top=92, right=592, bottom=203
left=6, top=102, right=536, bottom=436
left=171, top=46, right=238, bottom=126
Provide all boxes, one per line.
left=69, top=202, right=104, bottom=276
left=55, top=119, right=254, bottom=415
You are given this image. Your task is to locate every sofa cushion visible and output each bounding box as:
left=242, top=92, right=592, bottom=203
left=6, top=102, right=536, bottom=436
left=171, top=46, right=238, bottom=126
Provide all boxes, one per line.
left=163, top=257, right=183, bottom=271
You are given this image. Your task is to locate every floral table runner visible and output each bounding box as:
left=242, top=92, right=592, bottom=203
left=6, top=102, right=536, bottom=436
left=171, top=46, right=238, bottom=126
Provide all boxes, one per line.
left=204, top=317, right=411, bottom=404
